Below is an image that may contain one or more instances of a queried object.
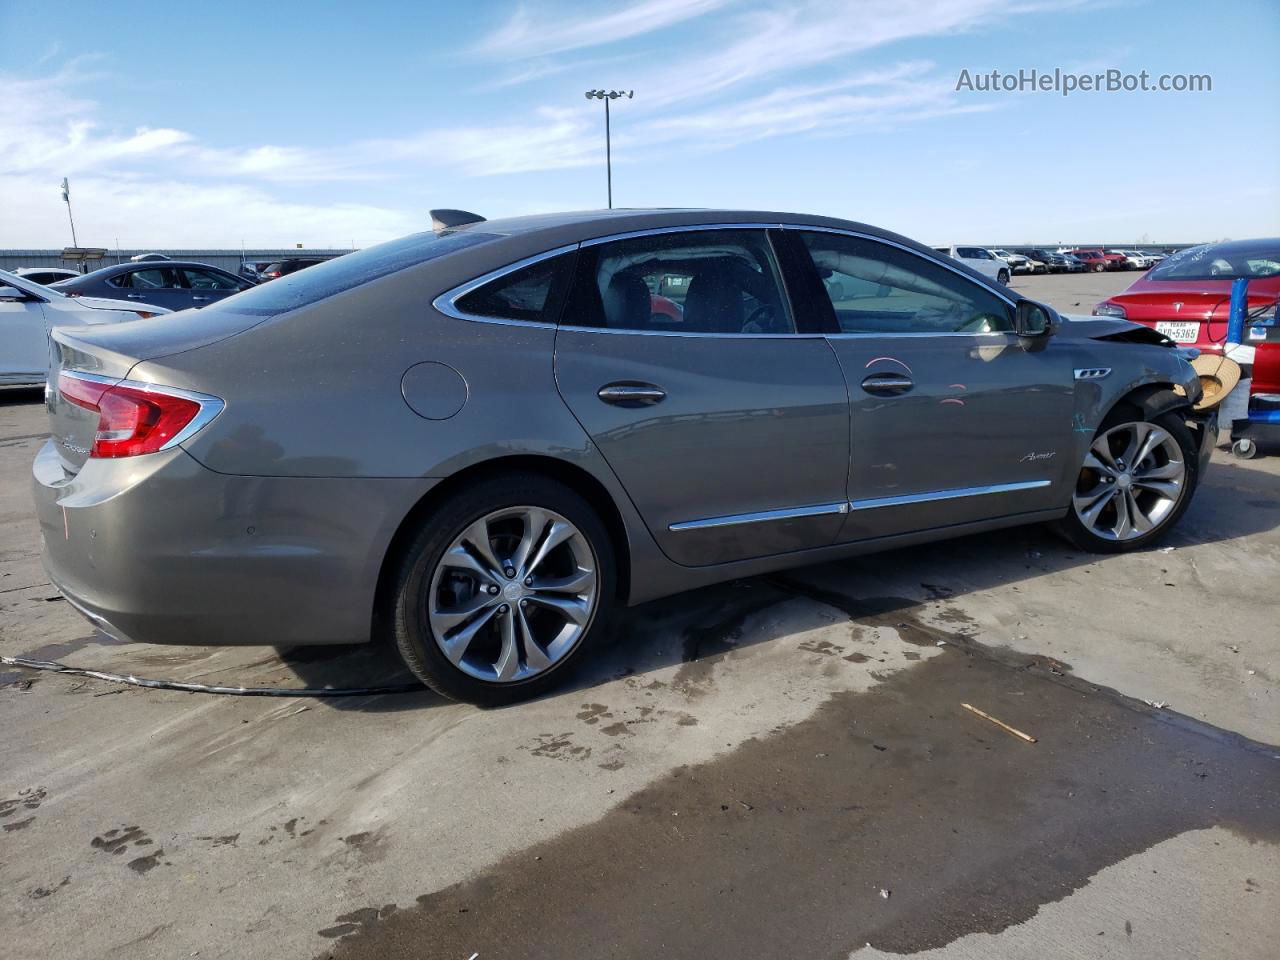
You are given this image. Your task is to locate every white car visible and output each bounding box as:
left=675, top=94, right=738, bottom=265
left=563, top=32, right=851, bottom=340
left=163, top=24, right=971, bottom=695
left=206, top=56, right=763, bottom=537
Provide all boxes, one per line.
left=15, top=267, right=80, bottom=286
left=933, top=245, right=1011, bottom=284
left=1111, top=249, right=1153, bottom=270
left=0, top=270, right=170, bottom=387
left=990, top=248, right=1039, bottom=275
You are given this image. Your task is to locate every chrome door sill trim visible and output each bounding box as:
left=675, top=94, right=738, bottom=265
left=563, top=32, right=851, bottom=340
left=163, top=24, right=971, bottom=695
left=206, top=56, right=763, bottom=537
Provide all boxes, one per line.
left=670, top=501, right=849, bottom=532
left=848, top=480, right=1051, bottom=511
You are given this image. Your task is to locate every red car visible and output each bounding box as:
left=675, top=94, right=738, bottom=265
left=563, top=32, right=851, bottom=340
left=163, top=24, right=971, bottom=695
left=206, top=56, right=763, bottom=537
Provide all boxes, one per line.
left=1069, top=249, right=1127, bottom=271
left=1093, top=237, right=1280, bottom=399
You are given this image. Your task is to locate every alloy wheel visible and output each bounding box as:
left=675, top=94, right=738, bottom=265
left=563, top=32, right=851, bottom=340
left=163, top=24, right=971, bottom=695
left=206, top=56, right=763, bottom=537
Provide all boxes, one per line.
left=426, top=506, right=598, bottom=683
left=1072, top=421, right=1186, bottom=541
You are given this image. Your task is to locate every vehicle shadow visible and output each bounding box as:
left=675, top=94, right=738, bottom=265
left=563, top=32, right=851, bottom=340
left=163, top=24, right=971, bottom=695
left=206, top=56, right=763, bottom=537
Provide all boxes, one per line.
left=285, top=452, right=1279, bottom=711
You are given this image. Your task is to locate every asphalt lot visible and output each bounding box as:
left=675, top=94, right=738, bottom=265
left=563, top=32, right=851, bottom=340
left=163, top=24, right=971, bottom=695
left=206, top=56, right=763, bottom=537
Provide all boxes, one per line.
left=2, top=270, right=1277, bottom=959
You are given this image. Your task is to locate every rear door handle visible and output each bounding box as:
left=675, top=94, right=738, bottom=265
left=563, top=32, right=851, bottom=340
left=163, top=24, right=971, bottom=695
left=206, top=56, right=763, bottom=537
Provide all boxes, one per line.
left=191, top=295, right=210, bottom=302
left=860, top=373, right=913, bottom=396
left=126, top=293, right=144, bottom=299
left=597, top=381, right=667, bottom=407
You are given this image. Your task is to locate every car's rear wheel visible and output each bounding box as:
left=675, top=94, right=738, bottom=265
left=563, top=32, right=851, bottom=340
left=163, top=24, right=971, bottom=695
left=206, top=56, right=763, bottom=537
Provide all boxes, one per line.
left=1056, top=408, right=1198, bottom=553
left=389, top=474, right=615, bottom=706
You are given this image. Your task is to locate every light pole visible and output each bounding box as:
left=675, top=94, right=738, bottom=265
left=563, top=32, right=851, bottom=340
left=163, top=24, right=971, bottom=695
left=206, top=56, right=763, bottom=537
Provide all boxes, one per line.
left=60, top=177, right=80, bottom=248
left=584, top=89, right=633, bottom=209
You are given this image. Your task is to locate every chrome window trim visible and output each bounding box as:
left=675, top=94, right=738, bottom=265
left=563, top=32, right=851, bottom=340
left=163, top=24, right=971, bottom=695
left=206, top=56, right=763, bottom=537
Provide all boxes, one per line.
left=848, top=479, right=1051, bottom=512
left=434, top=220, right=1016, bottom=335
left=431, top=243, right=578, bottom=329
left=62, top=370, right=226, bottom=452
left=669, top=501, right=849, bottom=532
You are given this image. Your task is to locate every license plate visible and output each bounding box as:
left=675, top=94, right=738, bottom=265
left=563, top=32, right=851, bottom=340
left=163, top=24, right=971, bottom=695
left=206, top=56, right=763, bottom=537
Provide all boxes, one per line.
left=1156, top=321, right=1200, bottom=343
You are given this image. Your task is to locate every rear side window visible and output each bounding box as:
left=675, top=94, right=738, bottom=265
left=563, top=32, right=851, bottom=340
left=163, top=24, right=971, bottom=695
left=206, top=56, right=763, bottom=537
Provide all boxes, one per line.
left=453, top=253, right=576, bottom=324
left=562, top=229, right=794, bottom=334
left=128, top=268, right=183, bottom=289
left=203, top=231, right=497, bottom=316
left=799, top=232, right=1013, bottom=335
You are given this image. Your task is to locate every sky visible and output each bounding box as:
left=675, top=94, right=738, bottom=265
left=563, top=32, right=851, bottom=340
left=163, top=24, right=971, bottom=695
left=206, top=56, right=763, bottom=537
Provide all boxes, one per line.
left=1, top=0, right=1278, bottom=250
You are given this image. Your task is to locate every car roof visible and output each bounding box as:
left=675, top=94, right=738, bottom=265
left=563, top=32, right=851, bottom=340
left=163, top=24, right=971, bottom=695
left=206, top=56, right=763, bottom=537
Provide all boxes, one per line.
left=56, top=261, right=238, bottom=283
left=449, top=208, right=919, bottom=249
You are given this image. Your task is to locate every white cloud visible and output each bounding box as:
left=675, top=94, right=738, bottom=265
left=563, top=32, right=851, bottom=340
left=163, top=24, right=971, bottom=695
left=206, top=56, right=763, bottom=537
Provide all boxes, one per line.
left=475, top=0, right=735, bottom=59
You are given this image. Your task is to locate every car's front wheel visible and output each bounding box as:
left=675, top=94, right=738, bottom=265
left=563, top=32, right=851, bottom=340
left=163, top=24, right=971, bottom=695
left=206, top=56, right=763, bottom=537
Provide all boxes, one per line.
left=389, top=474, right=615, bottom=705
left=997, top=269, right=1010, bottom=284
left=1056, top=408, right=1198, bottom=553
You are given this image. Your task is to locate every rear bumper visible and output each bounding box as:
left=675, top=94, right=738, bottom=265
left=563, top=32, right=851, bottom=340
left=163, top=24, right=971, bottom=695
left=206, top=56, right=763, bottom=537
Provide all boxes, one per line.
left=32, top=440, right=434, bottom=647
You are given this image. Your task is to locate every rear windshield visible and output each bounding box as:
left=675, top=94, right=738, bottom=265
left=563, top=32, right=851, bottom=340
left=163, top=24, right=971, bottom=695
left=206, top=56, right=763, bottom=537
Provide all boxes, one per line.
left=1149, top=240, right=1280, bottom=281
left=204, top=231, right=497, bottom=316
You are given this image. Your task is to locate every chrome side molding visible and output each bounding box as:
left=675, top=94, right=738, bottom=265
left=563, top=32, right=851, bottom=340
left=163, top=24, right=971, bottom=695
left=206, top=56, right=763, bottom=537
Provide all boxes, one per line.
left=669, top=480, right=1052, bottom=532
left=847, top=480, right=1051, bottom=511
left=669, top=501, right=849, bottom=532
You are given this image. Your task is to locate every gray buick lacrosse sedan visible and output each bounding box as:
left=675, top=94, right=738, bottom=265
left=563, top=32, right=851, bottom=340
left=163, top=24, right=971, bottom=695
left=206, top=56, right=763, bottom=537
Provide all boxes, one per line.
left=34, top=209, right=1214, bottom=704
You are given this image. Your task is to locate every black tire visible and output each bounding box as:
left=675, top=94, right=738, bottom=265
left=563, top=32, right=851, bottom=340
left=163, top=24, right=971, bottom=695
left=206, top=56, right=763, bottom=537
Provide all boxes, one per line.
left=388, top=473, right=617, bottom=706
left=997, top=270, right=1010, bottom=285
left=1055, top=406, right=1199, bottom=553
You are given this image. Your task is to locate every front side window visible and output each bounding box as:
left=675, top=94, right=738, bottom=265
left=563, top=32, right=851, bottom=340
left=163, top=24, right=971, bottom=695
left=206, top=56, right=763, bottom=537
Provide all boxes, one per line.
left=181, top=268, right=241, bottom=290
left=563, top=229, right=793, bottom=334
left=799, top=232, right=1013, bottom=335
left=454, top=253, right=575, bottom=324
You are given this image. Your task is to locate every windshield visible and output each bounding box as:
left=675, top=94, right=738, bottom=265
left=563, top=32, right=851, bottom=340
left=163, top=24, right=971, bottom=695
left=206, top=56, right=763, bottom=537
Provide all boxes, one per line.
left=1149, top=239, right=1280, bottom=281
left=200, top=230, right=498, bottom=316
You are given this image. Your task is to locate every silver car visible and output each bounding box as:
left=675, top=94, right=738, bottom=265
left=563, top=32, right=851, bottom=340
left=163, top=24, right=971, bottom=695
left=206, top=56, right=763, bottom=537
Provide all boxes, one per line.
left=33, top=209, right=1214, bottom=705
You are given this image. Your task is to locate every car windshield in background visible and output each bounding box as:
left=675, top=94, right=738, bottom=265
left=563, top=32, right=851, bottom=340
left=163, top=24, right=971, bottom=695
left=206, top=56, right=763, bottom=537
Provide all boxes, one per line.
left=205, top=231, right=498, bottom=316
left=1149, top=240, right=1280, bottom=281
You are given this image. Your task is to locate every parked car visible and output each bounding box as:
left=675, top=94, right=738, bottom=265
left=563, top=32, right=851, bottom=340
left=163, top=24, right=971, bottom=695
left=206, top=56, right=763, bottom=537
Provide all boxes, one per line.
left=15, top=267, right=80, bottom=286
left=257, top=257, right=336, bottom=281
left=0, top=270, right=169, bottom=387
left=1094, top=237, right=1280, bottom=414
left=933, top=245, right=1011, bottom=284
left=1071, top=249, right=1128, bottom=271
left=50, top=261, right=255, bottom=312
left=991, top=249, right=1040, bottom=275
left=239, top=260, right=275, bottom=282
left=130, top=253, right=172, bottom=262
left=1069, top=250, right=1112, bottom=272
left=35, top=209, right=1213, bottom=705
left=1012, top=248, right=1073, bottom=274
left=1109, top=249, right=1154, bottom=270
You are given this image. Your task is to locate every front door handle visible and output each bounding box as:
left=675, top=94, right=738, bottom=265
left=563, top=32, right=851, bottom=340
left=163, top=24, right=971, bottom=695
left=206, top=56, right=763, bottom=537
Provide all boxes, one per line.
left=126, top=293, right=144, bottom=299
left=597, top=381, right=667, bottom=407
left=861, top=373, right=913, bottom=396
left=190, top=295, right=210, bottom=302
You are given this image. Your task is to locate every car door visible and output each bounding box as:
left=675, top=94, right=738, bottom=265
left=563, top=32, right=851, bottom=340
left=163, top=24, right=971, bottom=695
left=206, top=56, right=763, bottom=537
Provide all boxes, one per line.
left=179, top=268, right=249, bottom=307
left=790, top=230, right=1075, bottom=541
left=0, top=282, right=50, bottom=383
left=553, top=227, right=850, bottom=567
left=112, top=267, right=190, bottom=311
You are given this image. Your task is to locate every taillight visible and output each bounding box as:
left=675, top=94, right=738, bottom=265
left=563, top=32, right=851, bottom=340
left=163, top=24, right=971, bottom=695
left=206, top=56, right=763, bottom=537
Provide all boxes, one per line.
left=133, top=311, right=157, bottom=319
left=58, top=372, right=223, bottom=458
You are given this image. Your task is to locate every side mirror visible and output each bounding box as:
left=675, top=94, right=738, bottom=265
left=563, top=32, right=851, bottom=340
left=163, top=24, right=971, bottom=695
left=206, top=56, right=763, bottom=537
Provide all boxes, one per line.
left=1015, top=299, right=1058, bottom=338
